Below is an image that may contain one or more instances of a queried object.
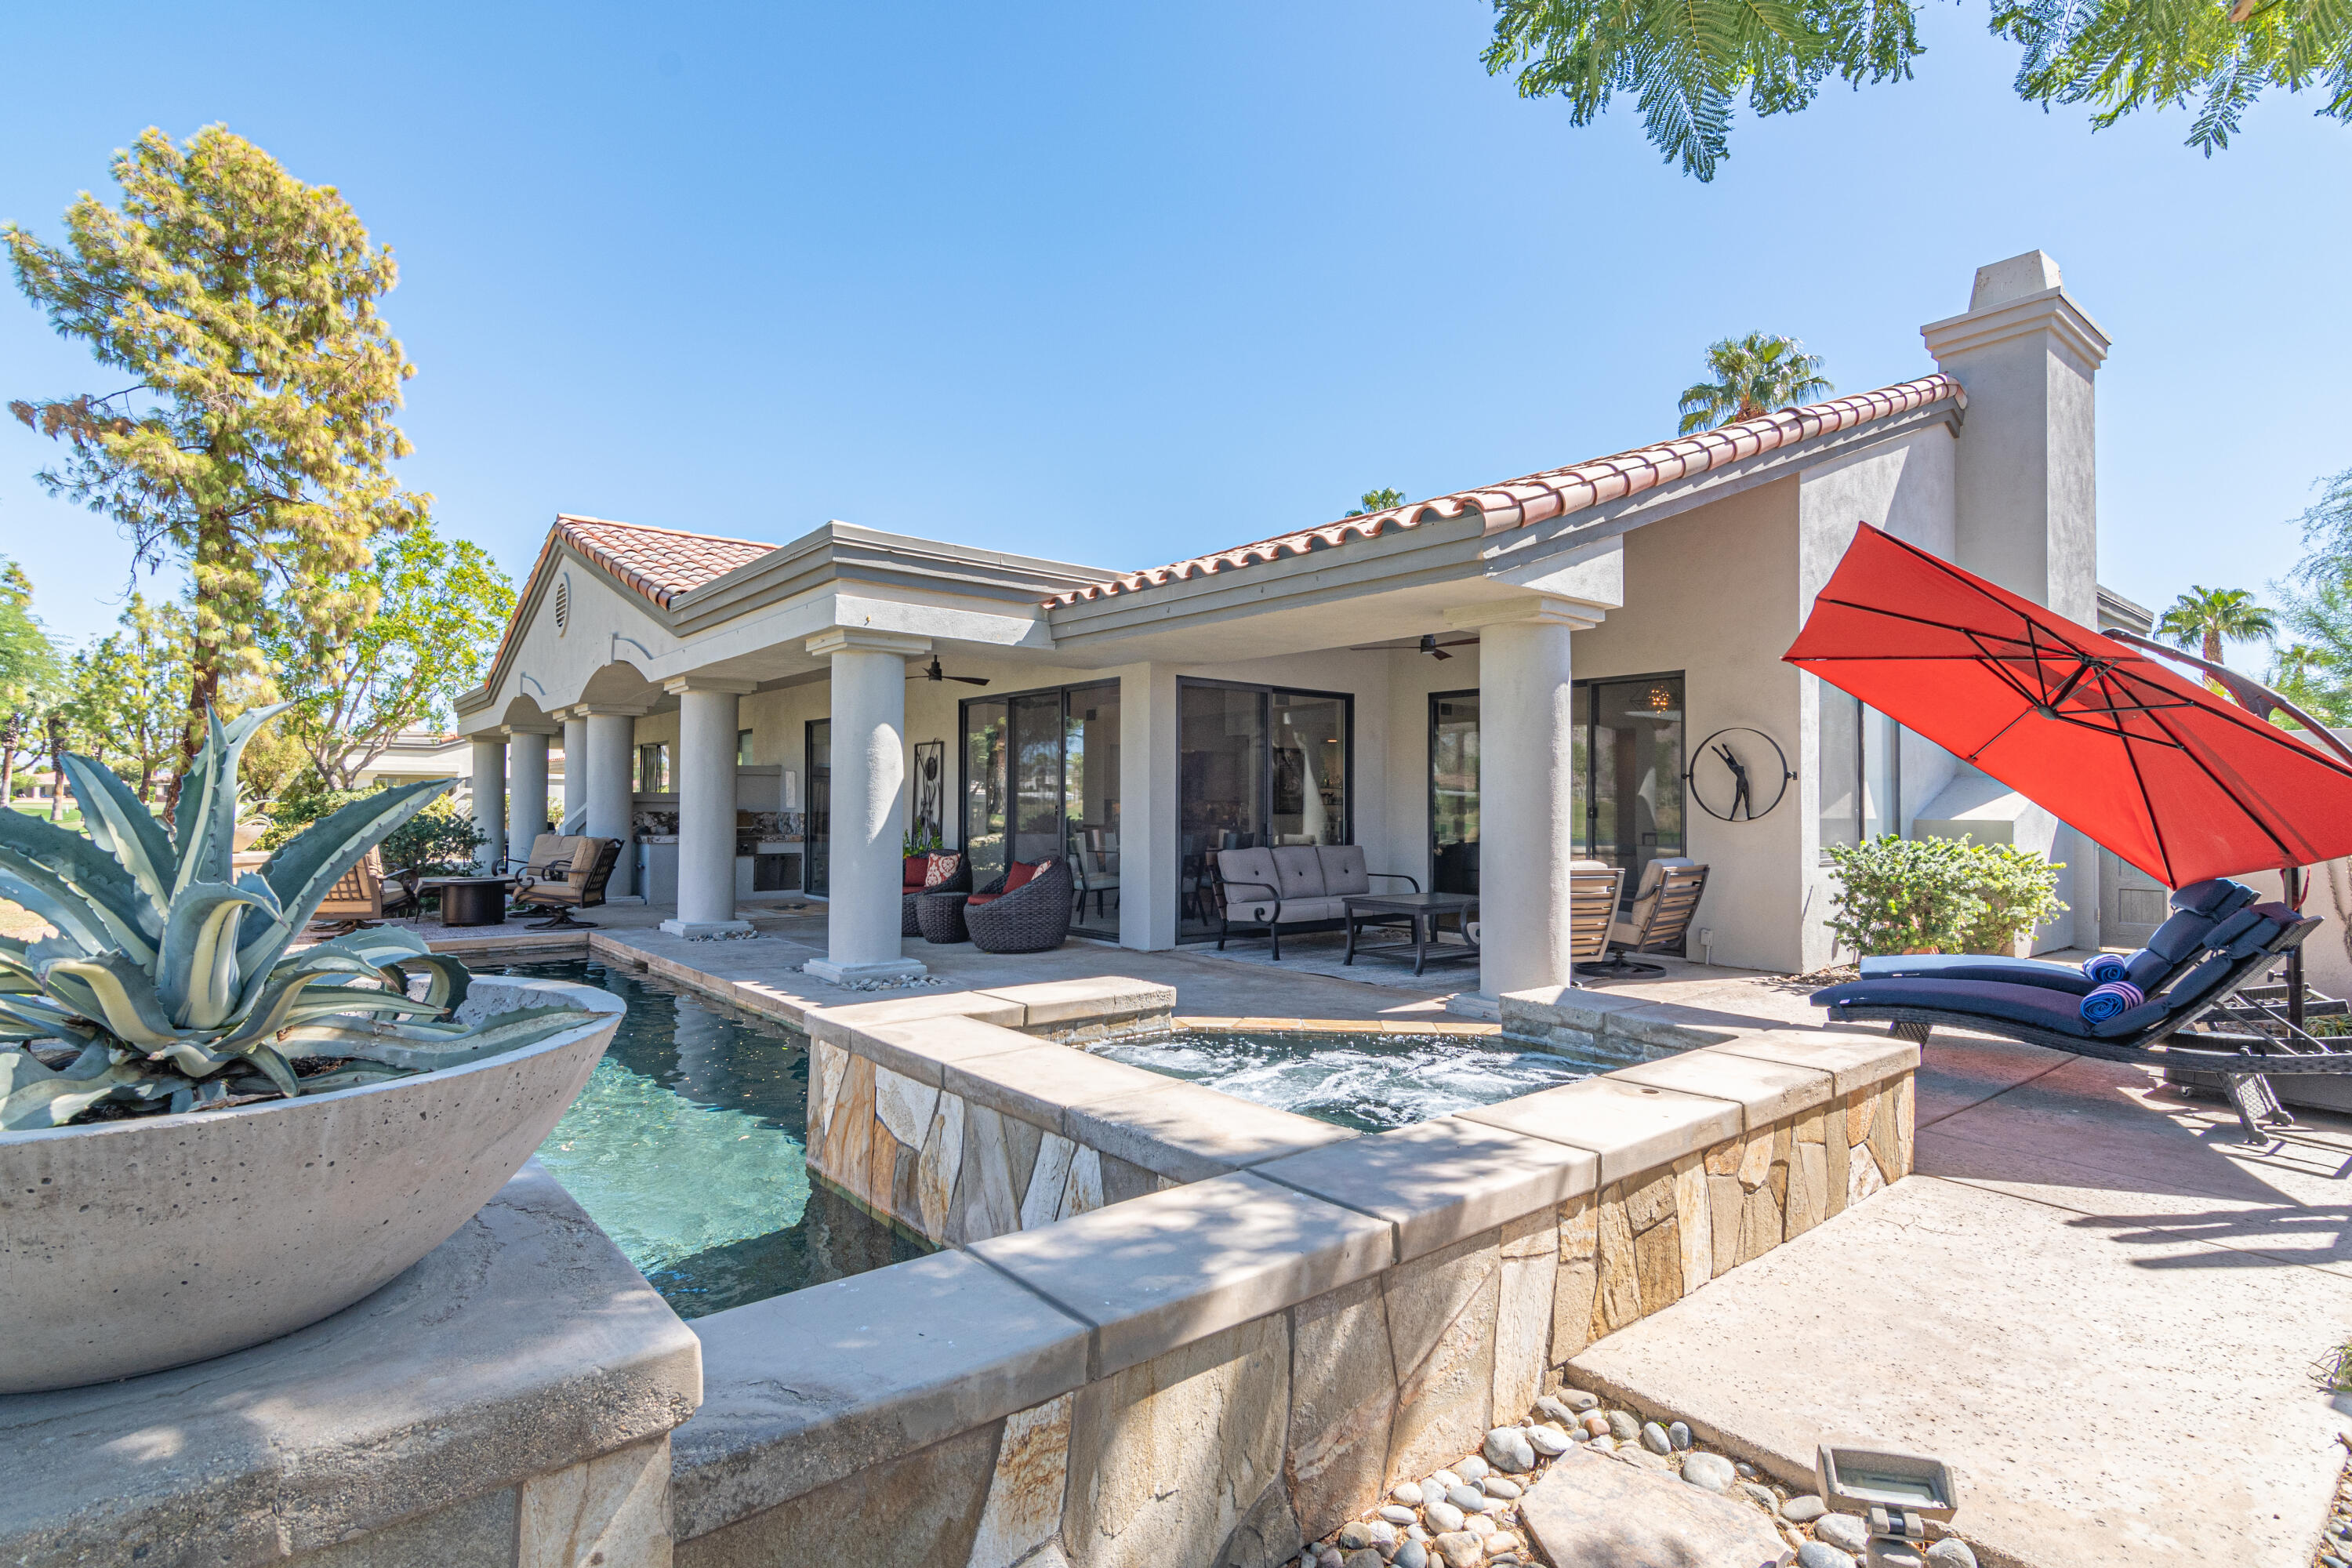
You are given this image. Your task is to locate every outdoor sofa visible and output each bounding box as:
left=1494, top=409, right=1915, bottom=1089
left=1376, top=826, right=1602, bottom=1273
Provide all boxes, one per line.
left=1212, top=844, right=1420, bottom=960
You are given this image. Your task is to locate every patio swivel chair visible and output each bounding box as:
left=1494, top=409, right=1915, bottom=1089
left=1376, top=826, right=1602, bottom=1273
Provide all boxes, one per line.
left=510, top=837, right=621, bottom=930
left=965, top=856, right=1073, bottom=954
left=307, top=848, right=387, bottom=937
left=1575, top=860, right=1708, bottom=978
left=1811, top=900, right=2343, bottom=1141
left=1563, top=861, right=1626, bottom=982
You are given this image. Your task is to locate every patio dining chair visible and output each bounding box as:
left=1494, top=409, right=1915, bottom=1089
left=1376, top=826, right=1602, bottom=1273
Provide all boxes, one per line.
left=511, top=837, right=621, bottom=930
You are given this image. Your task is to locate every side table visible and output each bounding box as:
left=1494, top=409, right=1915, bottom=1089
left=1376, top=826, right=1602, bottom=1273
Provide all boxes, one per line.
left=917, top=891, right=973, bottom=944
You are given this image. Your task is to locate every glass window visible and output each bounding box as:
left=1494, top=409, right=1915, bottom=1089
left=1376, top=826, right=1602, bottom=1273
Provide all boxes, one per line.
left=1583, top=675, right=1685, bottom=898
left=1429, top=692, right=1479, bottom=895
left=1066, top=684, right=1120, bottom=929
left=1270, top=692, right=1348, bottom=846
left=963, top=699, right=1008, bottom=887
left=637, top=742, right=670, bottom=793
left=804, top=720, right=830, bottom=896
left=736, top=728, right=754, bottom=766
left=1010, top=692, right=1064, bottom=868
left=1819, top=687, right=1901, bottom=851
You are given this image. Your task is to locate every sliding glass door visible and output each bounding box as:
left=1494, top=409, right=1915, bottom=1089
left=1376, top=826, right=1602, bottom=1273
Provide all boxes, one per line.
left=1425, top=673, right=1684, bottom=901
left=804, top=719, right=831, bottom=896
left=1178, top=680, right=1352, bottom=939
left=959, top=683, right=1122, bottom=937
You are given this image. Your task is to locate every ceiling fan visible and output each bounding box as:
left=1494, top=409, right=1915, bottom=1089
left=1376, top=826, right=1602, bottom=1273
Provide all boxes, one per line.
left=1348, top=633, right=1479, bottom=661
left=908, top=655, right=990, bottom=687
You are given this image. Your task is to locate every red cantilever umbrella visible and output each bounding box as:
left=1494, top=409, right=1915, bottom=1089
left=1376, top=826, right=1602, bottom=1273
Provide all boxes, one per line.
left=1783, top=523, right=2352, bottom=887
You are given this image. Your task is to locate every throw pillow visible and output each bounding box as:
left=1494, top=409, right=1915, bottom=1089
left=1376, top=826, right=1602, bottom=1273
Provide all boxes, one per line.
left=924, top=852, right=963, bottom=890
left=904, top=854, right=928, bottom=891
left=1003, top=858, right=1041, bottom=894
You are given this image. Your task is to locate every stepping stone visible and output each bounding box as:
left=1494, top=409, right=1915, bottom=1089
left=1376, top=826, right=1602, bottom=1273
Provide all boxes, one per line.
left=1519, top=1450, right=1795, bottom=1568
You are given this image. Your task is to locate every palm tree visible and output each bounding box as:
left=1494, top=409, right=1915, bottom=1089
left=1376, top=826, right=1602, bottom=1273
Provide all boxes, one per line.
left=2157, top=586, right=2277, bottom=666
left=1345, top=488, right=1406, bottom=517
left=1676, top=334, right=1833, bottom=434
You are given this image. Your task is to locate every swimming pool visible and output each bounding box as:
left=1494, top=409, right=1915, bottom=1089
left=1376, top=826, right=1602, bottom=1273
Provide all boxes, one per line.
left=1090, top=1029, right=1606, bottom=1132
left=501, top=960, right=927, bottom=1318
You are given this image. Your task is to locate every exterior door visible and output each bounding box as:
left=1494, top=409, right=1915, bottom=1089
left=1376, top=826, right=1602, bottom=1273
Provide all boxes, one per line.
left=2099, top=847, right=2166, bottom=949
left=1429, top=691, right=1479, bottom=895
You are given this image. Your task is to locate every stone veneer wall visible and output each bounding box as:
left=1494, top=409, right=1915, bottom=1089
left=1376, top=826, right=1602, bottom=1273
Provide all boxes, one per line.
left=800, top=982, right=1360, bottom=1247
left=670, top=988, right=1918, bottom=1568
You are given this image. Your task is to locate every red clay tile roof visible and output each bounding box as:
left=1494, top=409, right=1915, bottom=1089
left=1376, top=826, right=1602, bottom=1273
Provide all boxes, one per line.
left=553, top=514, right=779, bottom=608
left=1045, top=373, right=1964, bottom=607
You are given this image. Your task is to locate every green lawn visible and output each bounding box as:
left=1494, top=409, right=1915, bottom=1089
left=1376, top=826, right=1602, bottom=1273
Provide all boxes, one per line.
left=8, top=800, right=83, bottom=831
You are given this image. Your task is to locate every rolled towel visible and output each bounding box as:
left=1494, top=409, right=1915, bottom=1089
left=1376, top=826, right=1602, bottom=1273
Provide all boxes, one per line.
left=2082, top=953, right=2130, bottom=984
left=2079, top=979, right=2145, bottom=1023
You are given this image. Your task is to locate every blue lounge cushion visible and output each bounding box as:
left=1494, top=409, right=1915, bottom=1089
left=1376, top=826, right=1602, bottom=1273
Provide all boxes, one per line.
left=1854, top=953, right=2096, bottom=995
left=2169, top=878, right=2249, bottom=916
left=1811, top=976, right=2103, bottom=1037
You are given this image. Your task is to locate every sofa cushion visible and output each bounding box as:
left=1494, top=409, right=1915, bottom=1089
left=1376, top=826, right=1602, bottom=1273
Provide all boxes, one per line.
left=1318, top=844, right=1370, bottom=897
left=1272, top=845, right=1327, bottom=900
left=1217, top=847, right=1279, bottom=900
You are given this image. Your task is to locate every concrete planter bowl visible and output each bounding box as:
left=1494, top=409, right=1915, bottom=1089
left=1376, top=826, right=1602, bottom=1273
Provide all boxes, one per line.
left=0, top=976, right=624, bottom=1394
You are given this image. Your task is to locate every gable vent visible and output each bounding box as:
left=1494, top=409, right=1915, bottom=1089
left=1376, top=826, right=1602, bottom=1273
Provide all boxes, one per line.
left=554, top=574, right=571, bottom=634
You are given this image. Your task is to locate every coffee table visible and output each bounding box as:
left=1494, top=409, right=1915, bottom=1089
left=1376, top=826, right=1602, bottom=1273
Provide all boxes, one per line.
left=1342, top=892, right=1480, bottom=976
left=421, top=876, right=518, bottom=927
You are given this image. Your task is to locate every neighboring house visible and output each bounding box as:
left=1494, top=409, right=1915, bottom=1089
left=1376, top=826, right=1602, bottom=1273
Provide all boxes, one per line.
left=348, top=728, right=564, bottom=814
left=458, top=250, right=2120, bottom=991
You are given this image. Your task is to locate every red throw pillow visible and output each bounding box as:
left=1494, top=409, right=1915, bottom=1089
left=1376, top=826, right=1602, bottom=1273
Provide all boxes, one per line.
left=904, top=854, right=927, bottom=891
left=924, top=852, right=963, bottom=890
left=1003, top=858, right=1041, bottom=894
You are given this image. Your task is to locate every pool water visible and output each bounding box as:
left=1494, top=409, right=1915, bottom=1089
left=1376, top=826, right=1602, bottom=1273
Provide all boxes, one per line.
left=1091, top=1029, right=1599, bottom=1132
left=501, top=960, right=928, bottom=1319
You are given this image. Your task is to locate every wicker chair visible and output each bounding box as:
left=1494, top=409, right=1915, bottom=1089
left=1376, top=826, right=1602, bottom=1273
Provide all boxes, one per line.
left=902, top=852, right=971, bottom=935
left=965, top=857, right=1073, bottom=954
left=511, top=837, right=621, bottom=930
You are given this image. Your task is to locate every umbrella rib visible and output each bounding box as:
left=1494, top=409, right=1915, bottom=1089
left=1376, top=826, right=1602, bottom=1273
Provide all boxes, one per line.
left=2096, top=667, right=2180, bottom=886
left=2127, top=669, right=2300, bottom=868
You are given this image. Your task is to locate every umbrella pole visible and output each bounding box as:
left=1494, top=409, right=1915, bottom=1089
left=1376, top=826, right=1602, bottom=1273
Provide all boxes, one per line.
left=2286, top=866, right=2307, bottom=1031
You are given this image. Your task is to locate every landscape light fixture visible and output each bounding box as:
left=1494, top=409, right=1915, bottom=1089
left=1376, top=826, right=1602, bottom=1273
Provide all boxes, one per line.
left=1815, top=1443, right=1960, bottom=1568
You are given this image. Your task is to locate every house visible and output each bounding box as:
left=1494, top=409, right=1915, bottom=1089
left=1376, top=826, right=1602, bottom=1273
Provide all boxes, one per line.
left=455, top=250, right=2114, bottom=990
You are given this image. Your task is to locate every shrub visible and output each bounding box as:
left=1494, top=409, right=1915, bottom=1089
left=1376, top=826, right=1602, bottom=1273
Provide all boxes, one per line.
left=259, top=779, right=484, bottom=875
left=1825, top=834, right=2066, bottom=958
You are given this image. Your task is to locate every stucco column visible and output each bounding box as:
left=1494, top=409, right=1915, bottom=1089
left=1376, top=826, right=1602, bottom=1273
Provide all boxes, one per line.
left=504, top=728, right=554, bottom=862
left=805, top=629, right=929, bottom=984
left=582, top=706, right=645, bottom=897
left=468, top=736, right=506, bottom=873
left=559, top=711, right=589, bottom=828
left=1468, top=600, right=1602, bottom=998
left=1117, top=662, right=1179, bottom=952
left=661, top=679, right=757, bottom=938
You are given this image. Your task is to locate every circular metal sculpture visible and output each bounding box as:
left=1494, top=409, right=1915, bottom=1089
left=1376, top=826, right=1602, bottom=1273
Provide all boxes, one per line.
left=1686, top=727, right=1795, bottom=822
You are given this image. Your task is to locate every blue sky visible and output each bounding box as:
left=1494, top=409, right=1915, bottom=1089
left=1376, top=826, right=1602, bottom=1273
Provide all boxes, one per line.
left=2, top=1, right=2346, bottom=667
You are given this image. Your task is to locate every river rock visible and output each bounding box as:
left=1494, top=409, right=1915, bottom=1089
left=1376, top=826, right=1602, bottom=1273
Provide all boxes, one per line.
left=1606, top=1410, right=1640, bottom=1442
left=1797, top=1544, right=1856, bottom=1568
left=1526, top=1422, right=1571, bottom=1457
left=1519, top=1451, right=1796, bottom=1568
left=1428, top=1469, right=1464, bottom=1493
left=1782, top=1494, right=1828, bottom=1523
left=1925, top=1542, right=1978, bottom=1568
left=1392, top=1483, right=1424, bottom=1507
left=1484, top=1427, right=1537, bottom=1473
left=1561, top=1388, right=1600, bottom=1413
left=1818, top=1513, right=1872, bottom=1553
left=1483, top=1531, right=1522, bottom=1556
left=1443, top=1485, right=1490, bottom=1514
left=1434, top=1530, right=1484, bottom=1568
left=1381, top=1504, right=1418, bottom=1526
left=1342, top=1550, right=1385, bottom=1568
left=1738, top=1480, right=1781, bottom=1514
left=1668, top=1420, right=1693, bottom=1450
left=1392, top=1542, right=1428, bottom=1568
left=1579, top=1413, right=1610, bottom=1439
left=1456, top=1455, right=1491, bottom=1484
left=1425, top=1501, right=1465, bottom=1534
left=1681, top=1452, right=1737, bottom=1494
left=1463, top=1513, right=1497, bottom=1537
left=1338, top=1522, right=1376, bottom=1549
left=1639, top=1421, right=1673, bottom=1454
left=1482, top=1475, right=1522, bottom=1501
left=1585, top=1435, right=1616, bottom=1454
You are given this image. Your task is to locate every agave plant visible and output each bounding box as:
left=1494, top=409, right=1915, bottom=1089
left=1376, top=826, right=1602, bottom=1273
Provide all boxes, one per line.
left=0, top=706, right=594, bottom=1129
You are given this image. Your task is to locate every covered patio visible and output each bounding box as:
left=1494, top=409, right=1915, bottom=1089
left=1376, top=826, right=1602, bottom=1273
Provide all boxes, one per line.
left=454, top=251, right=2112, bottom=996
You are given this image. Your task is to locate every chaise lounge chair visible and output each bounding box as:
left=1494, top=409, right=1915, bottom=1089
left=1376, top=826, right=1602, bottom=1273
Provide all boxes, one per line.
left=1851, top=877, right=2257, bottom=996
left=1812, top=894, right=2344, bottom=1139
